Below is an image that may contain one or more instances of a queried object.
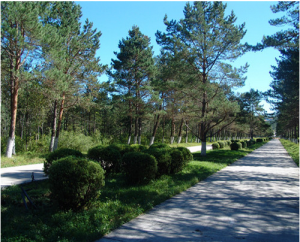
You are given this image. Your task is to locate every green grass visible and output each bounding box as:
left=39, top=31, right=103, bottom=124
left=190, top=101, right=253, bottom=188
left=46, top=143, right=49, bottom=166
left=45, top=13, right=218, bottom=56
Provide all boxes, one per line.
left=1, top=141, right=267, bottom=242
left=1, top=152, right=46, bottom=168
left=280, top=139, right=299, bottom=166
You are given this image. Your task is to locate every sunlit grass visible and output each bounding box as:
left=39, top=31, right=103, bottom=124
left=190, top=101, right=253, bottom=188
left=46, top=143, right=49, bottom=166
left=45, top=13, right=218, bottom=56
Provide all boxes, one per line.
left=1, top=141, right=268, bottom=242
left=1, top=152, right=46, bottom=168
left=280, top=139, right=299, bottom=166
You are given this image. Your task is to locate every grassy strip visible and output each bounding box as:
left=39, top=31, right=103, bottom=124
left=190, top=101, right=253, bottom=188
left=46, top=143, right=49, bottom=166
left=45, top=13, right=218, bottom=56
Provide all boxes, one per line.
left=1, top=153, right=46, bottom=168
left=1, top=142, right=267, bottom=242
left=280, top=139, right=299, bottom=167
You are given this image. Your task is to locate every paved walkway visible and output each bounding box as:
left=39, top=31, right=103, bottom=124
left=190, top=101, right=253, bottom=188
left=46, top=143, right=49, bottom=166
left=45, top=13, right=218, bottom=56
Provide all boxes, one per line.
left=1, top=163, right=47, bottom=188
left=96, top=139, right=299, bottom=242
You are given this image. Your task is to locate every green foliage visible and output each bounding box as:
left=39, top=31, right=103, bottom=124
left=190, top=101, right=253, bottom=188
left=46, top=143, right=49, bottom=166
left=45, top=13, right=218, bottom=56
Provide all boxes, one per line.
left=241, top=141, right=247, bottom=148
left=144, top=148, right=172, bottom=177
left=129, top=144, right=148, bottom=152
left=256, top=138, right=263, bottom=142
left=280, top=139, right=299, bottom=166
left=48, top=157, right=105, bottom=211
left=44, top=148, right=84, bottom=175
left=149, top=143, right=170, bottom=149
left=175, top=147, right=193, bottom=162
left=170, top=148, right=185, bottom=174
left=217, top=141, right=225, bottom=148
left=122, top=152, right=157, bottom=184
left=58, top=131, right=95, bottom=153
left=87, top=146, right=122, bottom=174
left=230, top=142, right=242, bottom=151
left=212, top=142, right=220, bottom=149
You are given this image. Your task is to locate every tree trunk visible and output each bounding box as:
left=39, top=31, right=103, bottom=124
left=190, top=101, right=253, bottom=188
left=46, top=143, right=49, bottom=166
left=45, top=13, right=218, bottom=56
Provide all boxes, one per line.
left=49, top=100, right=58, bottom=152
left=177, top=118, right=184, bottom=143
left=162, top=116, right=165, bottom=143
left=134, top=116, right=138, bottom=144
left=185, top=121, right=188, bottom=143
left=6, top=75, right=19, bottom=158
left=138, top=117, right=142, bottom=145
left=54, top=93, right=65, bottom=151
left=150, top=107, right=161, bottom=146
left=170, top=117, right=175, bottom=144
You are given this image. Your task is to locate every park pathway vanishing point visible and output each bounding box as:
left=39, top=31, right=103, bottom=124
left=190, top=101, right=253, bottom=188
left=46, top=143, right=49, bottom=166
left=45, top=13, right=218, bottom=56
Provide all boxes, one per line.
left=97, top=139, right=299, bottom=242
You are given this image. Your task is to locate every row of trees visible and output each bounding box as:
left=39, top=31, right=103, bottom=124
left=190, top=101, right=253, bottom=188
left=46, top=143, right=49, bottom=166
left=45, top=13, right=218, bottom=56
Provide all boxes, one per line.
left=259, top=1, right=299, bottom=140
left=1, top=1, right=276, bottom=158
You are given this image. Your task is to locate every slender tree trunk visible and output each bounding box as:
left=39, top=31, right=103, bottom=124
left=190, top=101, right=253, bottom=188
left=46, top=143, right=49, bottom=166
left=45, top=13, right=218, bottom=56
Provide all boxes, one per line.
left=162, top=116, right=165, bottom=143
left=49, top=100, right=58, bottom=152
left=138, top=117, right=142, bottom=145
left=177, top=118, right=184, bottom=143
left=6, top=75, right=19, bottom=158
left=185, top=120, right=188, bottom=143
left=54, top=93, right=65, bottom=151
left=128, top=101, right=132, bottom=145
left=134, top=116, right=138, bottom=144
left=150, top=106, right=162, bottom=146
left=170, top=117, right=175, bottom=144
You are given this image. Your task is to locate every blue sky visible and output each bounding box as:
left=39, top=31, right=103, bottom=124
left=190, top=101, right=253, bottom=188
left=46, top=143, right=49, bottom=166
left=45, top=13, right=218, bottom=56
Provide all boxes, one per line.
left=78, top=1, right=287, bottom=113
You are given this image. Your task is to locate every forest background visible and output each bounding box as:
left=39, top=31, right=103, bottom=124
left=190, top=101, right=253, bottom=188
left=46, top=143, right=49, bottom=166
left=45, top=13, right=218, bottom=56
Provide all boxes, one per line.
left=1, top=1, right=298, bottom=158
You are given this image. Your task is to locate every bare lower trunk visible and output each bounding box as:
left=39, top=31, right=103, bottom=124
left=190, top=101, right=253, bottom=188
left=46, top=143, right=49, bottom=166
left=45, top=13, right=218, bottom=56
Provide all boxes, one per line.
left=149, top=136, right=155, bottom=146
left=177, top=136, right=182, bottom=144
left=6, top=137, right=15, bottom=158
left=170, top=136, right=174, bottom=144
left=127, top=136, right=131, bottom=145
left=53, top=137, right=59, bottom=151
left=138, top=136, right=141, bottom=145
left=201, top=141, right=206, bottom=156
left=134, top=136, right=137, bottom=144
left=54, top=94, right=65, bottom=152
left=49, top=100, right=57, bottom=152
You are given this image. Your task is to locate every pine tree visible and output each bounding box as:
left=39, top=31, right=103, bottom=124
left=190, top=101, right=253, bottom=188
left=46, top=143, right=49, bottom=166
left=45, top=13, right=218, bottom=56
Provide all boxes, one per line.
left=109, top=26, right=155, bottom=144
left=156, top=1, right=247, bottom=155
left=1, top=2, right=48, bottom=157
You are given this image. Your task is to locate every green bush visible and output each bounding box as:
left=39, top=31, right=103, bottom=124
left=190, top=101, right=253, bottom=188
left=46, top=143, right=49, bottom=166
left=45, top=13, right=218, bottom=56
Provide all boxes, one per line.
left=44, top=148, right=84, bottom=175
left=175, top=147, right=193, bottom=162
left=256, top=138, right=263, bottom=142
left=212, top=142, right=220, bottom=149
left=241, top=141, right=247, bottom=148
left=217, top=141, right=225, bottom=148
left=226, top=140, right=231, bottom=146
left=129, top=144, right=148, bottom=152
left=107, top=144, right=131, bottom=157
left=122, top=152, right=157, bottom=184
left=149, top=143, right=170, bottom=149
left=58, top=131, right=95, bottom=152
left=87, top=146, right=122, bottom=173
left=230, top=142, right=242, bottom=151
left=170, top=149, right=185, bottom=174
left=145, top=148, right=172, bottom=177
left=48, top=157, right=105, bottom=211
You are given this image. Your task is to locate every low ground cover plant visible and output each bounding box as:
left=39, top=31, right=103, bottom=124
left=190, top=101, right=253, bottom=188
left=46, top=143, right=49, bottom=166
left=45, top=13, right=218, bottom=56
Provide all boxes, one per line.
left=280, top=139, right=299, bottom=166
left=1, top=141, right=267, bottom=242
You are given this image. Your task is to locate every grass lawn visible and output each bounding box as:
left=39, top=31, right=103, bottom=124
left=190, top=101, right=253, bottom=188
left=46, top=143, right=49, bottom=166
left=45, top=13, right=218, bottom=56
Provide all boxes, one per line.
left=280, top=139, right=299, bottom=166
left=1, top=142, right=267, bottom=242
left=1, top=152, right=47, bottom=168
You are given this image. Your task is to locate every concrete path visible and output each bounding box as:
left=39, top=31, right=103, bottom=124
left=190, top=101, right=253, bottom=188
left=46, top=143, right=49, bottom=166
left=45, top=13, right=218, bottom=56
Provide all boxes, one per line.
left=1, top=163, right=47, bottom=188
left=96, top=139, right=299, bottom=242
left=186, top=145, right=212, bottom=153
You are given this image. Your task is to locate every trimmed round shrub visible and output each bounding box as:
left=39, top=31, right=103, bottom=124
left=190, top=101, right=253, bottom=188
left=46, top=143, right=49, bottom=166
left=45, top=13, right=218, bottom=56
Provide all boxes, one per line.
left=170, top=149, right=185, bottom=174
left=241, top=141, right=247, bottom=148
left=87, top=146, right=122, bottom=173
left=175, top=147, right=193, bottom=162
left=44, top=148, right=84, bottom=175
left=256, top=138, right=263, bottom=142
left=108, top=144, right=131, bottom=157
left=145, top=148, right=172, bottom=177
left=129, top=144, right=148, bottom=152
left=149, top=143, right=170, bottom=149
left=122, top=152, right=157, bottom=184
left=48, top=157, right=105, bottom=211
left=226, top=140, right=231, bottom=146
left=217, top=141, right=225, bottom=148
left=212, top=142, right=220, bottom=150
left=230, top=142, right=242, bottom=151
